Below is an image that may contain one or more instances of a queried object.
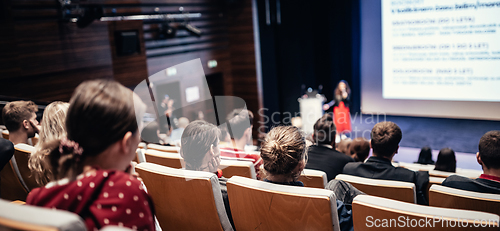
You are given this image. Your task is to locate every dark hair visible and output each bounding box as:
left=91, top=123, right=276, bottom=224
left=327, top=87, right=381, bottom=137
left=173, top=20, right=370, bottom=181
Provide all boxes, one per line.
left=313, top=113, right=336, bottom=145
left=434, top=148, right=456, bottom=172
left=260, top=126, right=305, bottom=179
left=415, top=146, right=434, bottom=165
left=226, top=109, right=253, bottom=140
left=350, top=137, right=370, bottom=162
left=50, top=79, right=139, bottom=180
left=337, top=138, right=352, bottom=155
left=180, top=120, right=220, bottom=170
left=334, top=80, right=351, bottom=97
left=478, top=131, right=500, bottom=169
left=2, top=101, right=38, bottom=132
left=141, top=121, right=160, bottom=144
left=370, top=121, right=402, bottom=158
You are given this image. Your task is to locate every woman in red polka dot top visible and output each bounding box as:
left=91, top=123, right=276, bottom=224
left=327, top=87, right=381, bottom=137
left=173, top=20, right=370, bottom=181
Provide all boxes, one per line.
left=27, top=79, right=155, bottom=231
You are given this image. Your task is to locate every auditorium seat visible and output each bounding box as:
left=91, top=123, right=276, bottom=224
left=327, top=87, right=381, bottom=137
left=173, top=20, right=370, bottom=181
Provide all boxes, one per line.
left=335, top=174, right=416, bottom=203
left=2, top=130, right=8, bottom=139
left=0, top=198, right=86, bottom=231
left=352, top=195, right=499, bottom=230
left=144, top=149, right=183, bottom=169
left=135, top=162, right=233, bottom=231
left=0, top=144, right=39, bottom=201
left=428, top=170, right=457, bottom=178
left=398, top=162, right=435, bottom=171
left=429, top=184, right=500, bottom=216
left=226, top=176, right=340, bottom=231
left=138, top=142, right=146, bottom=149
left=219, top=159, right=256, bottom=179
left=298, top=169, right=327, bottom=189
left=146, top=143, right=180, bottom=153
left=426, top=176, right=446, bottom=199
left=135, top=148, right=146, bottom=163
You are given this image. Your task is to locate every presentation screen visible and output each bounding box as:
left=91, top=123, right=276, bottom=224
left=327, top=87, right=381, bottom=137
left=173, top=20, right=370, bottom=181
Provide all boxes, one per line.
left=361, top=0, right=500, bottom=120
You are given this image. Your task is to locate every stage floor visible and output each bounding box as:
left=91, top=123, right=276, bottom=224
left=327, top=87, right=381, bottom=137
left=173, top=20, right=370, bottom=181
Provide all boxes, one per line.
left=348, top=114, right=500, bottom=154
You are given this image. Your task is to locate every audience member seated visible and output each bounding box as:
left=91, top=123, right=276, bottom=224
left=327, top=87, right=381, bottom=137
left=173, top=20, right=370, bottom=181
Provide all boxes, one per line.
left=26, top=80, right=155, bottom=231
left=442, top=131, right=500, bottom=194
left=170, top=117, right=189, bottom=145
left=414, top=146, right=434, bottom=165
left=343, top=121, right=429, bottom=205
left=28, top=101, right=69, bottom=185
left=2, top=101, right=41, bottom=145
left=260, top=125, right=354, bottom=231
left=349, top=137, right=370, bottom=162
left=306, top=113, right=354, bottom=181
left=220, top=109, right=262, bottom=171
left=336, top=138, right=352, bottom=155
left=0, top=138, right=14, bottom=172
left=141, top=121, right=161, bottom=144
left=179, top=120, right=233, bottom=227
left=434, top=148, right=456, bottom=172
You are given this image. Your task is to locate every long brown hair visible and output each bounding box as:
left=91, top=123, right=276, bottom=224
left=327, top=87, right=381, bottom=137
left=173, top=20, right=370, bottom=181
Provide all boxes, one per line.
left=260, top=126, right=306, bottom=180
left=334, top=80, right=351, bottom=97
left=48, top=79, right=139, bottom=181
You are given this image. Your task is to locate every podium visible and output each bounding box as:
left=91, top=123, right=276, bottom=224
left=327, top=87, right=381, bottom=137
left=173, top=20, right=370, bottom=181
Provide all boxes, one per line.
left=298, top=96, right=324, bottom=134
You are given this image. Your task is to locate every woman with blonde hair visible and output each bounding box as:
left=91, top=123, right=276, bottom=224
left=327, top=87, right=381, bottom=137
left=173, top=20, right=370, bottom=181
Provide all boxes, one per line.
left=260, top=126, right=357, bottom=231
left=28, top=101, right=69, bottom=185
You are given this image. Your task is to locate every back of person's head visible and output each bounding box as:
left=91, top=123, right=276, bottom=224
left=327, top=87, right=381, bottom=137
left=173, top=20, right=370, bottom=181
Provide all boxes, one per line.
left=434, top=148, right=456, bottom=172
left=370, top=121, right=402, bottom=158
left=2, top=100, right=38, bottom=132
left=337, top=138, right=352, bottom=155
left=260, top=126, right=306, bottom=180
left=313, top=113, right=336, bottom=145
left=47, top=79, right=141, bottom=180
left=180, top=120, right=221, bottom=171
left=178, top=117, right=190, bottom=129
left=416, top=146, right=434, bottom=165
left=478, top=131, right=500, bottom=169
left=141, top=121, right=160, bottom=144
left=226, top=109, right=253, bottom=140
left=29, top=101, right=69, bottom=185
left=350, top=137, right=370, bottom=162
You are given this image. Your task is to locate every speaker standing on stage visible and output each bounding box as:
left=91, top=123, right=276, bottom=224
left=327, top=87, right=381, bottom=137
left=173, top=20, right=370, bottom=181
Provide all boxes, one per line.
left=323, top=80, right=352, bottom=134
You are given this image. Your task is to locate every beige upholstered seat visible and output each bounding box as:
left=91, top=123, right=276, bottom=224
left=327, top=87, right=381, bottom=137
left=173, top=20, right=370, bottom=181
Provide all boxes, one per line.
left=336, top=174, right=416, bottom=203
left=352, top=194, right=499, bottom=230
left=135, top=162, right=233, bottom=231
left=298, top=169, right=328, bottom=189
left=144, top=149, right=183, bottom=169
left=429, top=184, right=500, bottom=216
left=0, top=198, right=86, bottom=231
left=219, top=159, right=256, bottom=179
left=2, top=130, right=9, bottom=139
left=227, top=176, right=340, bottom=231
left=146, top=144, right=180, bottom=153
left=135, top=148, right=146, bottom=163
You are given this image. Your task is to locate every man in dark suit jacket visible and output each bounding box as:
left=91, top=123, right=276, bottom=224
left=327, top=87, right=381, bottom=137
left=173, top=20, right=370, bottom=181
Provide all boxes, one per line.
left=343, top=121, right=429, bottom=205
left=442, top=131, right=500, bottom=194
left=306, top=113, right=354, bottom=181
left=0, top=138, right=14, bottom=172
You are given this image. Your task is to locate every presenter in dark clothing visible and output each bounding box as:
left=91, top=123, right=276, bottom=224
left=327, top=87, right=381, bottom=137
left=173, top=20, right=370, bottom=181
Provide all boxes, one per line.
left=323, top=80, right=351, bottom=134
left=306, top=114, right=354, bottom=181
left=342, top=121, right=429, bottom=205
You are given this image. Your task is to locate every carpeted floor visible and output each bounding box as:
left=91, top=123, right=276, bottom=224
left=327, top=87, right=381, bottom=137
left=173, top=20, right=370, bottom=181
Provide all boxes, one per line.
left=349, top=114, right=500, bottom=154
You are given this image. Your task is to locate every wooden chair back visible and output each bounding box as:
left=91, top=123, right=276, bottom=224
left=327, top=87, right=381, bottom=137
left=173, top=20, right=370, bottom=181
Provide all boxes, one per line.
left=0, top=144, right=38, bottom=201
left=135, top=163, right=233, bottom=231
left=352, top=195, right=499, bottom=230
left=146, top=144, right=180, bottom=153
left=429, top=184, right=500, bottom=216
left=144, top=149, right=183, bottom=168
left=219, top=159, right=256, bottom=179
left=298, top=169, right=327, bottom=189
left=336, top=174, right=416, bottom=203
left=426, top=177, right=445, bottom=199
left=0, top=198, right=86, bottom=231
left=227, top=176, right=340, bottom=231
left=2, top=130, right=8, bottom=139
